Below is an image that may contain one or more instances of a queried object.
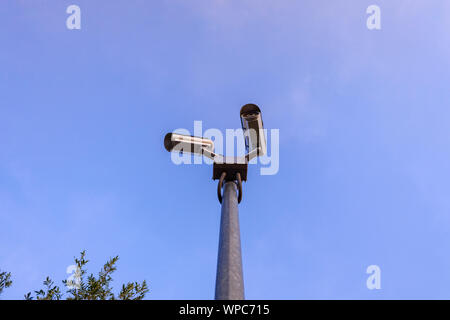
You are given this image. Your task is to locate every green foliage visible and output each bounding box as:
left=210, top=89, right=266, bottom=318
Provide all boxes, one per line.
left=25, top=250, right=149, bottom=300
left=32, top=277, right=62, bottom=300
left=118, top=281, right=148, bottom=300
left=0, top=270, right=12, bottom=296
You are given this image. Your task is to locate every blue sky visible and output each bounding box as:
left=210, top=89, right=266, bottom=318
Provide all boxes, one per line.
left=1, top=0, right=450, bottom=299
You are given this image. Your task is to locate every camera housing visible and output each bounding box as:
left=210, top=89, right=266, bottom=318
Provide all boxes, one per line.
left=240, top=104, right=266, bottom=159
left=164, top=133, right=214, bottom=156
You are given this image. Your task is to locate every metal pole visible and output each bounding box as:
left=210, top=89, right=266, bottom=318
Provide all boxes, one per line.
left=215, top=181, right=245, bottom=300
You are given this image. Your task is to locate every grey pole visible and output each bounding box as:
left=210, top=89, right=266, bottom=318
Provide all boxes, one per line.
left=215, top=181, right=245, bottom=300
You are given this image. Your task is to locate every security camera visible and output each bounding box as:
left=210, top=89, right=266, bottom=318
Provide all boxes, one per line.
left=164, top=133, right=217, bottom=160
left=164, top=104, right=265, bottom=165
left=240, top=104, right=266, bottom=160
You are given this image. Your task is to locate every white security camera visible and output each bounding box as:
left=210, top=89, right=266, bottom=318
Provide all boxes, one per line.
left=164, top=133, right=218, bottom=161
left=240, top=104, right=266, bottom=161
